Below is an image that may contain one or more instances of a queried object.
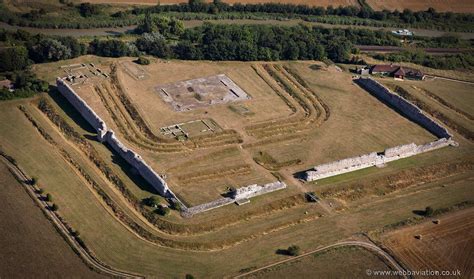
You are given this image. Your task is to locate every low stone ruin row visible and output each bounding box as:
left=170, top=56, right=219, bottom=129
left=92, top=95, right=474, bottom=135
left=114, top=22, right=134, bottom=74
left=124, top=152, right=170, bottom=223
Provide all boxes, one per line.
left=305, top=78, right=456, bottom=182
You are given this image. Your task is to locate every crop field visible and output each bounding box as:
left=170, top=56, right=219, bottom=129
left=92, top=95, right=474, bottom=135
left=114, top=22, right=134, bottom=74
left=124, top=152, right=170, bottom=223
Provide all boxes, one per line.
left=0, top=55, right=467, bottom=277
left=366, top=0, right=474, bottom=13
left=0, top=160, right=103, bottom=278
left=381, top=207, right=474, bottom=278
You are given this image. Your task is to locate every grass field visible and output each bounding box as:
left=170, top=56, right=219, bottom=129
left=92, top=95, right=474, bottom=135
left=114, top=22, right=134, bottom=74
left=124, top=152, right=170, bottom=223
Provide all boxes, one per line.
left=381, top=207, right=474, bottom=278
left=0, top=160, right=104, bottom=278
left=366, top=0, right=474, bottom=13
left=245, top=246, right=398, bottom=278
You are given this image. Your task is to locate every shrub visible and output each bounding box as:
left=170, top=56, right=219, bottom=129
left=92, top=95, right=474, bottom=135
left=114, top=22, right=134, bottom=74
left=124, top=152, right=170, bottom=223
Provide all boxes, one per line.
left=142, top=196, right=160, bottom=207
left=185, top=274, right=195, bottom=279
left=287, top=245, right=300, bottom=256
left=30, top=176, right=38, bottom=186
left=51, top=203, right=59, bottom=211
left=136, top=56, right=150, bottom=65
left=46, top=193, right=52, bottom=202
left=425, top=206, right=434, bottom=217
left=155, top=205, right=170, bottom=216
left=37, top=188, right=44, bottom=194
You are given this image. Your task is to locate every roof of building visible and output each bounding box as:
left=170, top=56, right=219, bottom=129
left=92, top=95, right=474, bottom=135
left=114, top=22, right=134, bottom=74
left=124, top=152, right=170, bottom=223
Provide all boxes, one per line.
left=371, top=65, right=424, bottom=77
left=0, top=79, right=13, bottom=89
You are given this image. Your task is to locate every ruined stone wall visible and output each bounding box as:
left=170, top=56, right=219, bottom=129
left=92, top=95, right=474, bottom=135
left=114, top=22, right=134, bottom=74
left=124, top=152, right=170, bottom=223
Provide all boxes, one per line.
left=305, top=78, right=456, bottom=182
left=104, top=131, right=170, bottom=196
left=355, top=78, right=452, bottom=139
left=184, top=181, right=287, bottom=216
left=56, top=78, right=107, bottom=141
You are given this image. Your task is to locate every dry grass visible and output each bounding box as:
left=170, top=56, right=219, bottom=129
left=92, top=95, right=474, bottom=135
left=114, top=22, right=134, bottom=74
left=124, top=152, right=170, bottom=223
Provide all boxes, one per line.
left=245, top=246, right=398, bottom=278
left=366, top=0, right=474, bottom=13
left=381, top=207, right=474, bottom=277
left=0, top=161, right=104, bottom=278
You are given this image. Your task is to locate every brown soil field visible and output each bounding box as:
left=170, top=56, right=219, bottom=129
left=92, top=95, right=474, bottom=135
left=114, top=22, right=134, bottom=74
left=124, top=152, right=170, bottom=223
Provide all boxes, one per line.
left=79, top=0, right=359, bottom=7
left=245, top=246, right=398, bottom=278
left=0, top=161, right=104, bottom=278
left=382, top=207, right=474, bottom=278
left=34, top=57, right=438, bottom=206
left=366, top=0, right=474, bottom=13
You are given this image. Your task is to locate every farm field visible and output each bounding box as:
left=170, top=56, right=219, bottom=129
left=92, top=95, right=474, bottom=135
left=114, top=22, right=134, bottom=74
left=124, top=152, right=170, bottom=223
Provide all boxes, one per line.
left=0, top=160, right=104, bottom=278
left=381, top=207, right=474, bottom=278
left=244, top=246, right=399, bottom=278
left=366, top=0, right=474, bottom=13
left=34, top=57, right=437, bottom=206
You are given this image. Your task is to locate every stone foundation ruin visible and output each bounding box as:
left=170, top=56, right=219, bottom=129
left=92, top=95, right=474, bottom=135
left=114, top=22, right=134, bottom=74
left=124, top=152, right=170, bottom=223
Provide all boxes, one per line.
left=156, top=74, right=251, bottom=112
left=57, top=77, right=283, bottom=216
left=305, top=78, right=457, bottom=182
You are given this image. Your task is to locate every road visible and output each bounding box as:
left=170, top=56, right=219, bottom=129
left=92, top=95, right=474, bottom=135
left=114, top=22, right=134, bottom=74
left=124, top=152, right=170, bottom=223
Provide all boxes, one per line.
left=0, top=154, right=143, bottom=279
left=357, top=45, right=470, bottom=55
left=234, top=240, right=409, bottom=279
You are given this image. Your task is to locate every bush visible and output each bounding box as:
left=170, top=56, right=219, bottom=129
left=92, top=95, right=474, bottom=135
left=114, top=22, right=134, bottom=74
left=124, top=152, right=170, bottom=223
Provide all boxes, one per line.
left=155, top=205, right=170, bottom=216
left=142, top=196, right=160, bottom=207
left=30, top=176, right=38, bottom=186
left=185, top=274, right=195, bottom=279
left=287, top=245, right=300, bottom=256
left=46, top=193, right=52, bottom=202
left=51, top=203, right=59, bottom=211
left=135, top=56, right=150, bottom=65
left=425, top=206, right=434, bottom=217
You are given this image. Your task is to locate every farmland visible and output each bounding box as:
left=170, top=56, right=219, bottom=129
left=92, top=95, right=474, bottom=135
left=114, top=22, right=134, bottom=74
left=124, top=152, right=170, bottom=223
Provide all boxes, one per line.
left=381, top=207, right=474, bottom=278
left=366, top=0, right=474, bottom=13
left=79, top=0, right=359, bottom=7
left=0, top=160, right=103, bottom=278
left=0, top=52, right=471, bottom=278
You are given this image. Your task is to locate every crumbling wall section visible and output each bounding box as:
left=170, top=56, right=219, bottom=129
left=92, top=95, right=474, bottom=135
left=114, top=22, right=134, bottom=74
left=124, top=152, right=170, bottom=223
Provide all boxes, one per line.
left=56, top=78, right=107, bottom=141
left=184, top=181, right=287, bottom=216
left=305, top=78, right=456, bottom=182
left=355, top=77, right=452, bottom=139
left=104, top=131, right=171, bottom=196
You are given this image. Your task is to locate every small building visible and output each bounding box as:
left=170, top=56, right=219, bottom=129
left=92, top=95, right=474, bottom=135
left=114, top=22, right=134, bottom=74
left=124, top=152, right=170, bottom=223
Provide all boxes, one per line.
left=370, top=64, right=424, bottom=80
left=0, top=79, right=14, bottom=91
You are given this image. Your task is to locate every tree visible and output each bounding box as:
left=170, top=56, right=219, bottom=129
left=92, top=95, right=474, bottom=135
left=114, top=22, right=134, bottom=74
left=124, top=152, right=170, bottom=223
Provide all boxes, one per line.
left=142, top=196, right=160, bottom=207
left=287, top=245, right=300, bottom=256
left=155, top=205, right=170, bottom=216
left=0, top=46, right=30, bottom=71
left=30, top=38, right=72, bottom=62
left=30, top=176, right=38, bottom=186
left=88, top=39, right=131, bottom=57
left=425, top=206, right=434, bottom=217
left=136, top=32, right=172, bottom=58
left=326, top=37, right=352, bottom=63
left=51, top=203, right=59, bottom=211
left=78, top=3, right=101, bottom=17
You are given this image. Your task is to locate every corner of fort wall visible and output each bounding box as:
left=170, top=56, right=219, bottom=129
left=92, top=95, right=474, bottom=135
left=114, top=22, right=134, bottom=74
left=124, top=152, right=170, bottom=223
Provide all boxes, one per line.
left=305, top=78, right=456, bottom=182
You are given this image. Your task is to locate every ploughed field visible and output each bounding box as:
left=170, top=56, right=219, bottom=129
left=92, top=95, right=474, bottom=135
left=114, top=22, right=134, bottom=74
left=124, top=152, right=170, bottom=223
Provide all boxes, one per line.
left=78, top=0, right=359, bottom=7
left=382, top=207, right=474, bottom=278
left=0, top=55, right=471, bottom=277
left=366, top=0, right=474, bottom=13
left=39, top=57, right=436, bottom=206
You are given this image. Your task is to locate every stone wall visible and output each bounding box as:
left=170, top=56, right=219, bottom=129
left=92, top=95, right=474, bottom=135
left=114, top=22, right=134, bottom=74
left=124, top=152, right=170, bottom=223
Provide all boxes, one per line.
left=355, top=78, right=452, bottom=139
left=184, top=181, right=287, bottom=216
left=56, top=78, right=107, bottom=141
left=104, top=131, right=171, bottom=196
left=305, top=78, right=456, bottom=182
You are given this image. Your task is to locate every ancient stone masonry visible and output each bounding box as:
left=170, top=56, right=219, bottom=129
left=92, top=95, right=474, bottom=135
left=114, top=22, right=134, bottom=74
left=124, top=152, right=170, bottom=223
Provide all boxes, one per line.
left=57, top=78, right=107, bottom=141
left=304, top=78, right=456, bottom=182
left=183, top=182, right=287, bottom=217
left=355, top=78, right=452, bottom=139
left=104, top=131, right=171, bottom=197
left=57, top=77, right=286, bottom=215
